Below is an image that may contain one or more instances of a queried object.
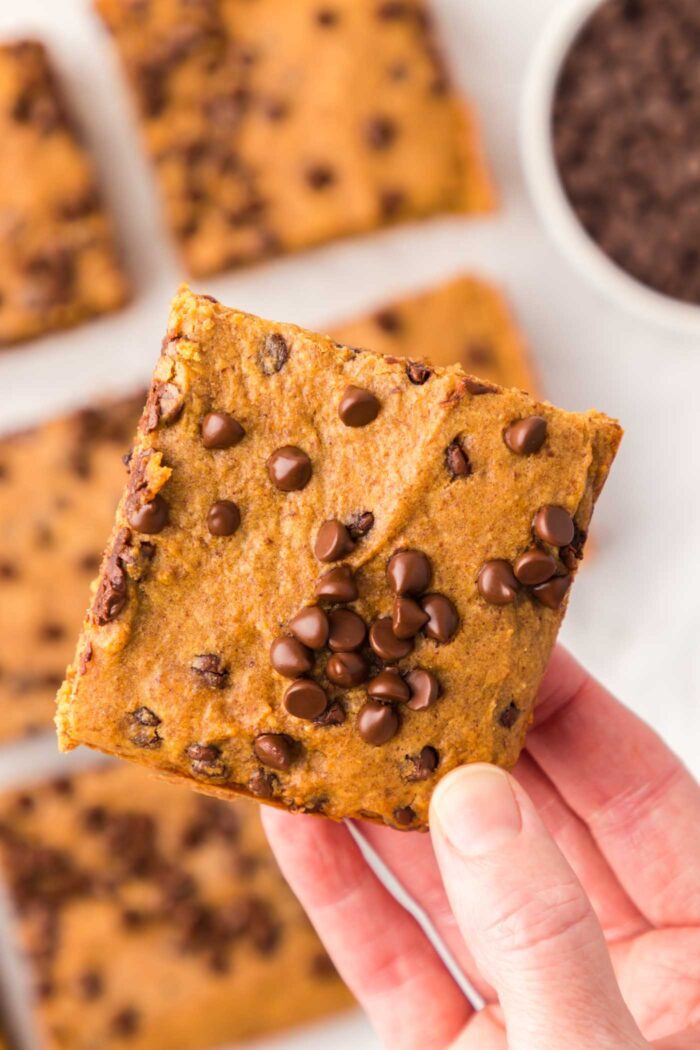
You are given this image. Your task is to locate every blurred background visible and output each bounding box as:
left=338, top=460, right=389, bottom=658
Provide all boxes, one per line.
left=0, top=0, right=699, bottom=1047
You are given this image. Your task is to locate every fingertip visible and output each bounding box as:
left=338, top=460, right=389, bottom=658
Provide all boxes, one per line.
left=430, top=763, right=522, bottom=859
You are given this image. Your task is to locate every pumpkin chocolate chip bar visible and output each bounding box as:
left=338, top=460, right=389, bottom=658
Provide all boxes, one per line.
left=56, top=287, right=621, bottom=830
left=95, top=0, right=493, bottom=275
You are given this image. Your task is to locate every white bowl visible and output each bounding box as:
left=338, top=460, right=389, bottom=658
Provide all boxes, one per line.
left=520, top=0, right=700, bottom=336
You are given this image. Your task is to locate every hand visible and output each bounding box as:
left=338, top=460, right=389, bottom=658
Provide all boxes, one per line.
left=262, top=647, right=700, bottom=1049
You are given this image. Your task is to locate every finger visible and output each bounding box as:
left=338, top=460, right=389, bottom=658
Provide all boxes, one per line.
left=359, top=821, right=495, bottom=1001
left=529, top=646, right=700, bottom=926
left=451, top=1006, right=506, bottom=1049
left=262, top=808, right=472, bottom=1050
left=652, top=1031, right=700, bottom=1050
left=611, top=928, right=700, bottom=1041
left=431, top=765, right=647, bottom=1050
left=514, top=752, right=647, bottom=942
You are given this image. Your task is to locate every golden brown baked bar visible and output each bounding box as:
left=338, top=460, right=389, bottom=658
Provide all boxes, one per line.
left=332, top=274, right=537, bottom=392
left=0, top=764, right=352, bottom=1050
left=57, top=287, right=621, bottom=830
left=0, top=41, right=129, bottom=345
left=95, top=0, right=493, bottom=276
left=0, top=397, right=142, bottom=741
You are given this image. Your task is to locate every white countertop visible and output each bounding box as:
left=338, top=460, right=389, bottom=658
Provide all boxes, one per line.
left=0, top=0, right=698, bottom=1047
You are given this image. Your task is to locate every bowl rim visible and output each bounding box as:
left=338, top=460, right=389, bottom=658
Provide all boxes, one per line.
left=520, top=0, right=700, bottom=336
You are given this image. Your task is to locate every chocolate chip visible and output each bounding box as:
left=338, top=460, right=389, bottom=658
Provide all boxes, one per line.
left=477, top=561, right=520, bottom=605
left=254, top=733, right=298, bottom=771
left=127, top=495, right=169, bottom=534
left=533, top=506, right=575, bottom=547
left=263, top=98, right=289, bottom=121
left=314, top=519, right=355, bottom=562
left=201, top=412, right=245, bottom=449
left=249, top=769, right=278, bottom=798
left=374, top=308, right=402, bottom=333
left=380, top=188, right=405, bottom=218
left=38, top=621, right=65, bottom=641
left=357, top=701, right=399, bottom=745
left=315, top=565, right=358, bottom=603
left=365, top=115, right=397, bottom=149
left=445, top=438, right=471, bottom=479
left=129, top=705, right=162, bottom=749
left=504, top=416, right=547, bottom=455
left=464, top=341, right=494, bottom=367
left=369, top=617, right=414, bottom=661
left=270, top=636, right=314, bottom=678
left=267, top=446, right=312, bottom=491
left=111, top=1007, right=140, bottom=1037
left=316, top=7, right=339, bottom=25
left=346, top=510, right=374, bottom=539
left=464, top=376, right=498, bottom=395
left=327, top=609, right=366, bottom=651
left=406, top=745, right=439, bottom=781
left=532, top=574, right=572, bottom=610
left=78, top=969, right=103, bottom=1000
left=0, top=560, right=18, bottom=580
left=288, top=606, right=329, bottom=649
left=406, top=361, right=433, bottom=384
left=420, top=594, right=459, bottom=643
left=314, top=700, right=346, bottom=726
left=283, top=679, right=328, bottom=720
left=142, top=382, right=184, bottom=432
left=325, top=651, right=369, bottom=687
left=386, top=549, right=432, bottom=595
left=513, top=549, right=557, bottom=586
left=376, top=0, right=411, bottom=16
left=498, top=701, right=521, bottom=729
left=392, top=596, right=429, bottom=639
left=191, top=653, right=229, bottom=689
left=306, top=164, right=335, bottom=189
left=368, top=669, right=410, bottom=703
left=338, top=385, right=381, bottom=427
left=393, top=806, right=415, bottom=826
left=258, top=333, right=289, bottom=375
left=186, top=743, right=228, bottom=777
left=132, top=706, right=160, bottom=726
left=405, top=668, right=440, bottom=711
left=207, top=500, right=241, bottom=536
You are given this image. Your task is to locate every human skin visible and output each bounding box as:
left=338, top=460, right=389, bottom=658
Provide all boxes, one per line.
left=263, top=646, right=700, bottom=1049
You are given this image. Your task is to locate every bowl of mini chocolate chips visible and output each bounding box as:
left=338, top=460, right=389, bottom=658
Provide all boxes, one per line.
left=521, top=0, right=700, bottom=333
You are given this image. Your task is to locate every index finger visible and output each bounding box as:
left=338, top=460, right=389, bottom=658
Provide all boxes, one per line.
left=526, top=646, right=700, bottom=927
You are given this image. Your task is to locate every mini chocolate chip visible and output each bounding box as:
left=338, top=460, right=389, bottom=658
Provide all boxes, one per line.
left=406, top=668, right=440, bottom=711
left=380, top=187, right=405, bottom=217
left=128, top=495, right=169, bottom=534
left=78, top=969, right=103, bottom=1000
left=533, top=506, right=575, bottom=547
left=420, top=594, right=459, bottom=643
left=315, top=565, right=358, bottom=603
left=338, top=385, right=381, bottom=427
left=314, top=519, right=355, bottom=562
left=532, top=574, right=572, bottom=610
left=111, top=1007, right=139, bottom=1037
left=254, top=733, right=297, bottom=771
left=186, top=743, right=227, bottom=777
left=498, top=701, right=521, bottom=729
left=38, top=621, right=65, bottom=641
left=386, top=549, right=432, bottom=595
left=445, top=438, right=471, bottom=479
left=346, top=510, right=374, bottom=539
left=504, top=416, right=547, bottom=455
left=283, top=679, right=328, bottom=720
left=365, top=115, right=397, bottom=149
left=374, top=308, right=402, bottom=333
left=288, top=606, right=329, bottom=649
left=327, top=608, right=366, bottom=651
left=325, top=651, right=369, bottom=687
left=201, top=412, right=245, bottom=449
left=316, top=7, right=339, bottom=25
left=249, top=769, right=278, bottom=798
left=513, top=549, right=557, bottom=586
left=191, top=654, right=229, bottom=689
left=368, top=669, right=410, bottom=703
left=392, top=596, right=429, bottom=639
left=464, top=376, right=498, bottom=395
left=406, top=360, right=433, bottom=384
left=406, top=745, right=439, bottom=781
left=314, top=701, right=346, bottom=725
left=258, top=333, right=289, bottom=375
left=357, top=701, right=399, bottom=745
left=267, top=446, right=312, bottom=491
left=306, top=164, right=335, bottom=189
left=393, top=805, right=415, bottom=826
left=477, top=561, right=519, bottom=606
left=369, top=617, right=414, bottom=661
left=270, top=636, right=314, bottom=678
left=207, top=500, right=241, bottom=536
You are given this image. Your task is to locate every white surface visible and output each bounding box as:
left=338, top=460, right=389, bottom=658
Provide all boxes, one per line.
left=521, top=0, right=700, bottom=337
left=0, top=0, right=698, bottom=1047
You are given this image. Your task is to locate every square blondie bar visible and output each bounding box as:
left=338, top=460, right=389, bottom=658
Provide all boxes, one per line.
left=57, top=287, right=621, bottom=830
